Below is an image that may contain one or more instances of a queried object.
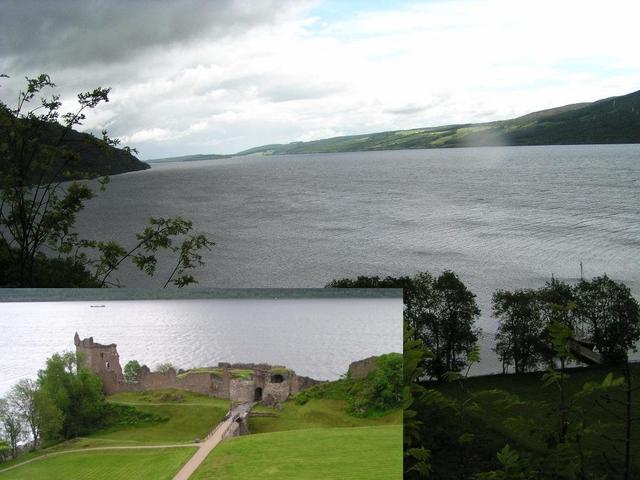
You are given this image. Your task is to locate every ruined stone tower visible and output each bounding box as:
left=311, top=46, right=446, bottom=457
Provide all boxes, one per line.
left=74, top=332, right=124, bottom=391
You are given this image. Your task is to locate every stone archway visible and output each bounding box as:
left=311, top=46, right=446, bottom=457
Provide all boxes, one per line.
left=254, top=387, right=263, bottom=401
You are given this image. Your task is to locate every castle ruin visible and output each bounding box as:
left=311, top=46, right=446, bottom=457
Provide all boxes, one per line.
left=74, top=333, right=321, bottom=407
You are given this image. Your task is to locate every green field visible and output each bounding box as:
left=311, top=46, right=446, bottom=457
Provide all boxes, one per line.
left=0, top=447, right=196, bottom=480
left=191, top=425, right=402, bottom=480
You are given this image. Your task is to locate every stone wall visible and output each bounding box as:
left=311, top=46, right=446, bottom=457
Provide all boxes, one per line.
left=74, top=333, right=324, bottom=403
left=292, top=374, right=323, bottom=393
left=263, top=381, right=290, bottom=407
left=348, top=355, right=380, bottom=379
left=229, top=378, right=256, bottom=404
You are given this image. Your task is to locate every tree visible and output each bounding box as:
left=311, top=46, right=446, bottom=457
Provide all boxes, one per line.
left=7, top=379, right=40, bottom=449
left=123, top=360, right=142, bottom=383
left=433, top=271, right=481, bottom=376
left=493, top=289, right=545, bottom=374
left=408, top=271, right=480, bottom=380
left=573, top=275, right=640, bottom=363
left=0, top=74, right=214, bottom=287
left=32, top=389, right=63, bottom=444
left=0, top=398, right=23, bottom=459
left=155, top=362, right=176, bottom=374
left=537, top=278, right=576, bottom=332
left=37, top=351, right=105, bottom=439
left=536, top=279, right=577, bottom=368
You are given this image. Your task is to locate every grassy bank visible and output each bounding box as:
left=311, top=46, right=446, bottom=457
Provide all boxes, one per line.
left=94, top=390, right=229, bottom=444
left=250, top=398, right=401, bottom=433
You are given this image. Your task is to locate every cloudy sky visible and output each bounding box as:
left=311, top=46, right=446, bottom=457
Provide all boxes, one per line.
left=1, top=0, right=639, bottom=159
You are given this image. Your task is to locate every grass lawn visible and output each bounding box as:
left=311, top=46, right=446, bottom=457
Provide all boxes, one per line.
left=433, top=363, right=640, bottom=475
left=0, top=447, right=197, bottom=480
left=191, top=425, right=402, bottom=480
left=92, top=389, right=230, bottom=444
left=250, top=398, right=401, bottom=433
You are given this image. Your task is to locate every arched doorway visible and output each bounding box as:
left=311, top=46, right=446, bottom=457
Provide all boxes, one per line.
left=254, top=387, right=263, bottom=401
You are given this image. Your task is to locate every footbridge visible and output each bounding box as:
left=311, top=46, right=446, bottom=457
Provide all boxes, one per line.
left=172, top=401, right=257, bottom=480
left=568, top=337, right=603, bottom=365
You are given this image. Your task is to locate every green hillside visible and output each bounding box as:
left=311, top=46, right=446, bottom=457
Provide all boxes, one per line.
left=0, top=105, right=150, bottom=178
left=237, top=89, right=640, bottom=155
left=146, top=153, right=231, bottom=163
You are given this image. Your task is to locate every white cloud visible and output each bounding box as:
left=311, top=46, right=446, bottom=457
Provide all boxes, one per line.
left=1, top=0, right=638, bottom=158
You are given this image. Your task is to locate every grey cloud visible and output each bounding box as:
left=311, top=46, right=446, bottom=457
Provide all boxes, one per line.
left=204, top=74, right=344, bottom=102
left=385, top=103, right=428, bottom=115
left=263, top=82, right=343, bottom=102
left=0, top=0, right=308, bottom=71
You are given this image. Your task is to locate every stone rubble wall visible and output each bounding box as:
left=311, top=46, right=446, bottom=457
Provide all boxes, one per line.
left=263, top=381, right=290, bottom=407
left=347, top=356, right=380, bottom=379
left=229, top=378, right=256, bottom=404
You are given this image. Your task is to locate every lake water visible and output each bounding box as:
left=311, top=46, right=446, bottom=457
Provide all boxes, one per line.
left=75, top=144, right=639, bottom=318
left=0, top=297, right=402, bottom=395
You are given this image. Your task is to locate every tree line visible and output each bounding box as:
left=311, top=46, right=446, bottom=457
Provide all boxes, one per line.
left=329, top=272, right=640, bottom=380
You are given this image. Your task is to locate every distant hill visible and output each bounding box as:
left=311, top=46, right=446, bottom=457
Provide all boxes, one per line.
left=146, top=153, right=231, bottom=163
left=236, top=89, right=640, bottom=155
left=0, top=107, right=150, bottom=178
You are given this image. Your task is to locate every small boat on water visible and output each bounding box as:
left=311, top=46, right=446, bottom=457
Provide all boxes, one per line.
left=90, top=305, right=106, bottom=308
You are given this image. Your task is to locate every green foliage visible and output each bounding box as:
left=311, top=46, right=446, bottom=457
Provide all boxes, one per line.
left=292, top=379, right=351, bottom=406
left=154, top=362, right=176, bottom=374
left=403, top=323, right=434, bottom=478
left=493, top=289, right=546, bottom=374
left=0, top=398, right=23, bottom=459
left=348, top=353, right=402, bottom=416
left=36, top=352, right=106, bottom=440
left=574, top=275, right=640, bottom=363
left=123, top=360, right=142, bottom=383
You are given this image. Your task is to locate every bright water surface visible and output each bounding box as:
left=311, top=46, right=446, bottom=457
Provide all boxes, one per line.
left=0, top=298, right=402, bottom=395
left=74, top=145, right=640, bottom=326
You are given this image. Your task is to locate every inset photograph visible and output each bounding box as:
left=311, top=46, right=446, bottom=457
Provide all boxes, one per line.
left=0, top=289, right=402, bottom=479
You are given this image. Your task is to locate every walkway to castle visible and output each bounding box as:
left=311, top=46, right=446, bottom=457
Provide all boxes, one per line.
left=173, top=401, right=255, bottom=480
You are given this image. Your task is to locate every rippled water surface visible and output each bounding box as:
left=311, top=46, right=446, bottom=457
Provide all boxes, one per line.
left=74, top=145, right=640, bottom=333
left=0, top=298, right=402, bottom=394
